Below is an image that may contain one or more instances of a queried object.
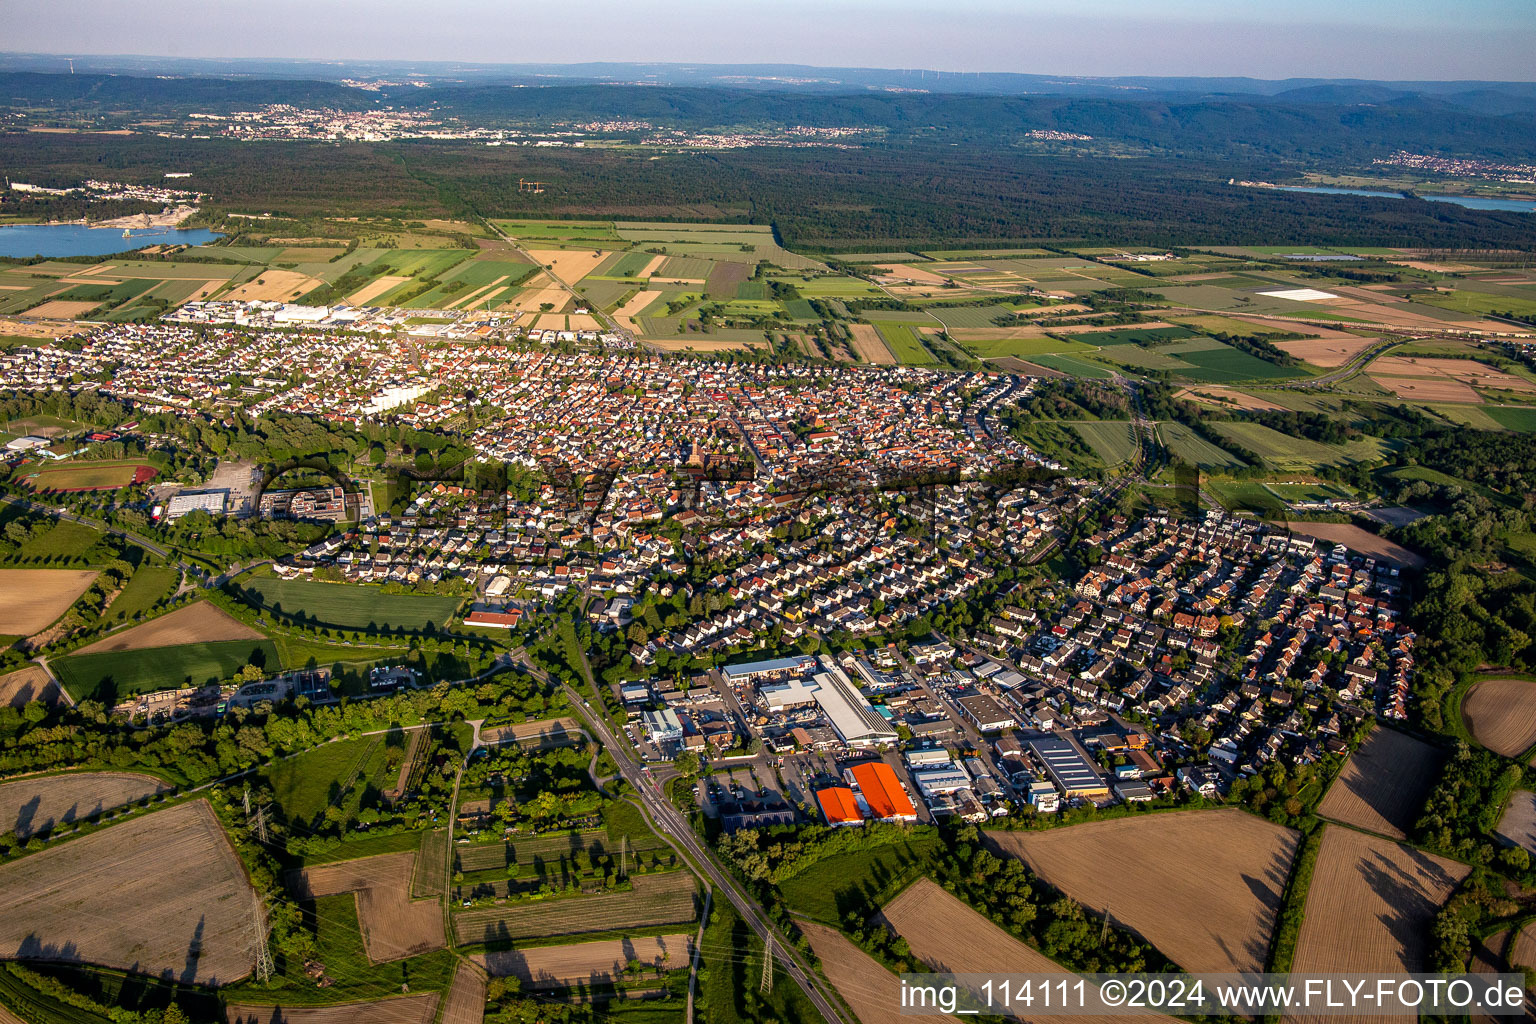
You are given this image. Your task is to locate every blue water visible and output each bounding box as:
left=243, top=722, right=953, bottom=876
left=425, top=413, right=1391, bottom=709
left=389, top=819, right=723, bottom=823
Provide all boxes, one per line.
left=0, top=223, right=223, bottom=258
left=1272, top=184, right=1536, bottom=213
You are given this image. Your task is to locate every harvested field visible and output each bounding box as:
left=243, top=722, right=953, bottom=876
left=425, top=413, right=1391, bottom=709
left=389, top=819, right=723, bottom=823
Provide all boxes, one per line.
left=1370, top=356, right=1536, bottom=393
left=454, top=870, right=696, bottom=944
left=225, top=995, right=440, bottom=1024
left=1275, top=335, right=1379, bottom=367
left=0, top=664, right=59, bottom=708
left=527, top=248, right=609, bottom=284
left=1289, top=827, right=1468, bottom=1018
left=412, top=830, right=448, bottom=899
left=1371, top=375, right=1483, bottom=403
left=0, top=799, right=256, bottom=983
left=612, top=289, right=661, bottom=331
left=1496, top=791, right=1536, bottom=855
left=0, top=770, right=172, bottom=840
left=800, top=919, right=953, bottom=1024
left=473, top=933, right=692, bottom=988
left=75, top=600, right=264, bottom=654
left=438, top=964, right=486, bottom=1024
left=985, top=808, right=1298, bottom=973
left=643, top=337, right=757, bottom=352
left=848, top=323, right=896, bottom=364
left=1176, top=386, right=1287, bottom=411
left=479, top=716, right=585, bottom=750
left=1463, top=678, right=1536, bottom=757
left=988, top=356, right=1066, bottom=377
left=346, top=275, right=410, bottom=306
left=1282, top=522, right=1425, bottom=569
left=25, top=300, right=99, bottom=319
left=880, top=877, right=1178, bottom=1024
left=222, top=270, right=319, bottom=302
left=289, top=851, right=445, bottom=962
left=0, top=569, right=98, bottom=634
left=1317, top=726, right=1443, bottom=839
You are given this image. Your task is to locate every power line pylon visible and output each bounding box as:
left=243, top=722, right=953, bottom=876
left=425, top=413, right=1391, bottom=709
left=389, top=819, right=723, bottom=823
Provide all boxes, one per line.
left=760, top=936, right=774, bottom=994
left=253, top=893, right=274, bottom=983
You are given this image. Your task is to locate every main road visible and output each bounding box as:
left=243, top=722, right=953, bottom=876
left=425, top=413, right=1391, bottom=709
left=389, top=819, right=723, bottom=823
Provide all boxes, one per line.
left=510, top=647, right=850, bottom=1024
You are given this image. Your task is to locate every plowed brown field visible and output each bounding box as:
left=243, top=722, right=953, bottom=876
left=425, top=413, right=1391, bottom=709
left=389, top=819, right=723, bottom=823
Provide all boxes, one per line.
left=1317, top=726, right=1442, bottom=839
left=1463, top=678, right=1536, bottom=757
left=76, top=601, right=264, bottom=654
left=289, top=851, right=444, bottom=962
left=0, top=799, right=256, bottom=984
left=800, top=919, right=956, bottom=1024
left=986, top=808, right=1298, bottom=973
left=0, top=570, right=98, bottom=634
left=1, top=771, right=172, bottom=840
left=0, top=664, right=60, bottom=708
left=473, top=933, right=691, bottom=988
left=225, top=995, right=440, bottom=1024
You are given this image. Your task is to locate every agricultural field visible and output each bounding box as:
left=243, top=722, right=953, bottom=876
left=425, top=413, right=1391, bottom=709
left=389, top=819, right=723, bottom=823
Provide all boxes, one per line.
left=265, top=735, right=403, bottom=831
left=0, top=800, right=256, bottom=984
left=845, top=323, right=895, bottom=364
left=75, top=600, right=264, bottom=654
left=1289, top=827, right=1468, bottom=992
left=0, top=770, right=172, bottom=841
left=13, top=520, right=102, bottom=561
left=437, top=964, right=486, bottom=1024
left=225, top=995, right=441, bottom=1024
left=1496, top=791, right=1536, bottom=855
left=986, top=809, right=1297, bottom=973
left=874, top=323, right=936, bottom=366
left=0, top=663, right=59, bottom=708
left=235, top=577, right=462, bottom=631
left=101, top=564, right=180, bottom=623
left=52, top=637, right=279, bottom=701
left=288, top=851, right=445, bottom=963
left=453, top=870, right=697, bottom=945
left=1282, top=522, right=1425, bottom=569
left=798, top=920, right=930, bottom=1024
left=0, top=569, right=97, bottom=634
left=1157, top=422, right=1246, bottom=469
left=478, top=716, right=586, bottom=750
left=1462, top=678, right=1536, bottom=757
left=777, top=831, right=939, bottom=925
left=1069, top=420, right=1139, bottom=468
left=1210, top=421, right=1392, bottom=470
left=472, top=933, right=692, bottom=988
left=881, top=877, right=1178, bottom=1024
left=1317, top=726, right=1444, bottom=840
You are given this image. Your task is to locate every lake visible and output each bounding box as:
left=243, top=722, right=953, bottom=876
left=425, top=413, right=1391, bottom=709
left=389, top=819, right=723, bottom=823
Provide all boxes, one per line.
left=0, top=223, right=223, bottom=258
left=1272, top=184, right=1536, bottom=213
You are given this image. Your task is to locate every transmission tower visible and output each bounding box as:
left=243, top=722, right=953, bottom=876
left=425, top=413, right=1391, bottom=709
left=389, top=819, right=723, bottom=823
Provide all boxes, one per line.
left=760, top=936, right=774, bottom=994
left=1101, top=906, right=1112, bottom=945
left=242, top=783, right=251, bottom=817
left=252, top=894, right=274, bottom=983
left=253, top=805, right=269, bottom=845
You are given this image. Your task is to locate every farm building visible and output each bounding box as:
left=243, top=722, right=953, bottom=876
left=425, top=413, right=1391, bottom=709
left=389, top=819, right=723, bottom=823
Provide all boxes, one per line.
left=842, top=761, right=918, bottom=823
left=1028, top=735, right=1109, bottom=800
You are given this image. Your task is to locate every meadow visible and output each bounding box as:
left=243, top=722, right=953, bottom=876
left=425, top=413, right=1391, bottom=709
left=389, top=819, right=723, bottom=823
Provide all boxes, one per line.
left=236, top=577, right=463, bottom=631
left=52, top=638, right=280, bottom=702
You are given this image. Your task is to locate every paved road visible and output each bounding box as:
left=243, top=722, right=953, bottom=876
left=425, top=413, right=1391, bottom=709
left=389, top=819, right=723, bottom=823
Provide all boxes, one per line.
left=510, top=647, right=850, bottom=1024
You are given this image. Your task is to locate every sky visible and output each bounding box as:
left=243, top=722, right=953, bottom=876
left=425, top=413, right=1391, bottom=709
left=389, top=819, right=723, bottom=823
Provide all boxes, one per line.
left=4, top=0, right=1535, bottom=81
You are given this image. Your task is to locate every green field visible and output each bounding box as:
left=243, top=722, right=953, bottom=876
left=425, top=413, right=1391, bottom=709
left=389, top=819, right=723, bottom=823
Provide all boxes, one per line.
left=1078, top=326, right=1198, bottom=346
left=1205, top=479, right=1286, bottom=516
left=1071, top=420, right=1140, bottom=467
left=265, top=735, right=398, bottom=827
left=928, top=305, right=1028, bottom=329
left=492, top=219, right=622, bottom=244
left=962, top=336, right=1078, bottom=359
left=1486, top=406, right=1536, bottom=432
left=1413, top=289, right=1536, bottom=318
left=53, top=638, right=280, bottom=702
left=1028, top=353, right=1115, bottom=378
left=698, top=900, right=824, bottom=1024
left=875, top=323, right=938, bottom=365
left=776, top=832, right=940, bottom=925
left=1212, top=421, right=1393, bottom=469
left=236, top=577, right=462, bottom=631
left=1159, top=422, right=1247, bottom=469
left=16, top=520, right=101, bottom=561
left=102, top=565, right=179, bottom=623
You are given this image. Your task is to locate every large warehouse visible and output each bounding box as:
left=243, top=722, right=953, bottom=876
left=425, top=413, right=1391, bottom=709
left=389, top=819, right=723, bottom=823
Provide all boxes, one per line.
left=1027, top=735, right=1109, bottom=800
left=757, top=657, right=897, bottom=748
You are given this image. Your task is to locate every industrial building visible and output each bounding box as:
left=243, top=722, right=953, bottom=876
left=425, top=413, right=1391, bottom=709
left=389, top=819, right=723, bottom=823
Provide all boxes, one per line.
left=756, top=657, right=897, bottom=748
left=842, top=761, right=918, bottom=823
left=1027, top=735, right=1109, bottom=800
left=957, top=693, right=1016, bottom=732
left=723, top=655, right=818, bottom=686
left=817, top=786, right=864, bottom=826
left=163, top=489, right=229, bottom=521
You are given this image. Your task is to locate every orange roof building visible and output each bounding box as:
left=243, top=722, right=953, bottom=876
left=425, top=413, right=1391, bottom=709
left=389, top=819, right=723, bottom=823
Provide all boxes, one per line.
left=816, top=787, right=864, bottom=826
left=846, top=762, right=918, bottom=822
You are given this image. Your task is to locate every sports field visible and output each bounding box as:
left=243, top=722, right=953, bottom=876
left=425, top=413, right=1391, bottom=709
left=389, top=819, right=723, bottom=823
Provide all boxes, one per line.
left=22, top=460, right=156, bottom=491
left=236, top=577, right=462, bottom=631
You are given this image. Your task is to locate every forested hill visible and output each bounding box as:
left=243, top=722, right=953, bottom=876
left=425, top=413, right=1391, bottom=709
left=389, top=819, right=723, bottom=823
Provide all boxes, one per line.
left=3, top=71, right=1536, bottom=165
left=0, top=71, right=373, bottom=113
